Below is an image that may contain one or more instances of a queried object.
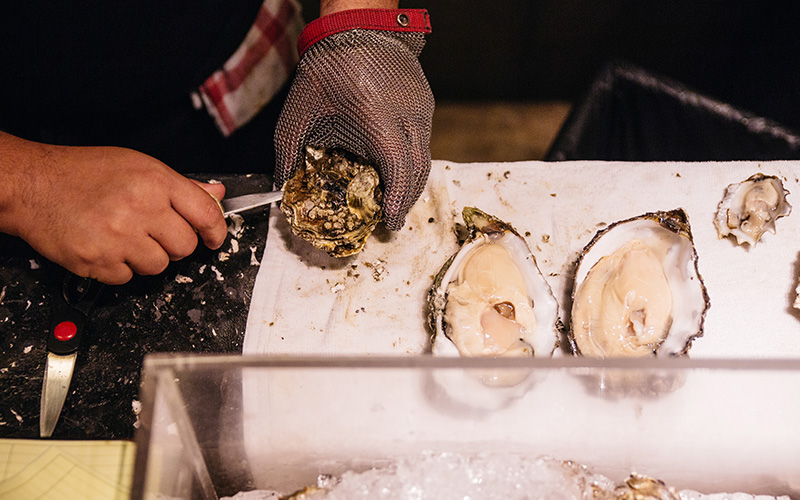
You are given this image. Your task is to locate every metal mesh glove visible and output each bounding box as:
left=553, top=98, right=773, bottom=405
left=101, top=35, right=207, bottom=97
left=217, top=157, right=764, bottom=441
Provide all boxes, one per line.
left=274, top=9, right=434, bottom=230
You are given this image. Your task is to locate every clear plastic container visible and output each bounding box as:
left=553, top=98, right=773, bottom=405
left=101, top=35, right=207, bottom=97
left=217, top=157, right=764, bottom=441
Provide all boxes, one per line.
left=131, top=354, right=800, bottom=499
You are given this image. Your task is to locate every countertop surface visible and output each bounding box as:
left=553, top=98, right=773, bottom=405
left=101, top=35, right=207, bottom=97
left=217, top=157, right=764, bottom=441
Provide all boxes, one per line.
left=0, top=173, right=272, bottom=440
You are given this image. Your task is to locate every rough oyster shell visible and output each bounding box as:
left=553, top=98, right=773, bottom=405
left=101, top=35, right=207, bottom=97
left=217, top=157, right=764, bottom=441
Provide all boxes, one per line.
left=713, top=173, right=791, bottom=246
left=280, top=147, right=382, bottom=257
left=428, top=207, right=560, bottom=359
left=281, top=486, right=327, bottom=500
left=569, top=209, right=709, bottom=358
left=611, top=473, right=680, bottom=500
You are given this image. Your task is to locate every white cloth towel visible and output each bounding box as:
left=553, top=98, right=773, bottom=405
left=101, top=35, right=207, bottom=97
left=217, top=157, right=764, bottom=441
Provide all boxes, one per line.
left=244, top=159, right=800, bottom=359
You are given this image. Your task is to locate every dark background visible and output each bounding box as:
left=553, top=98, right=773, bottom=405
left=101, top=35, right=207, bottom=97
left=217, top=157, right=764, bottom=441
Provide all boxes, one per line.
left=303, top=1, right=800, bottom=132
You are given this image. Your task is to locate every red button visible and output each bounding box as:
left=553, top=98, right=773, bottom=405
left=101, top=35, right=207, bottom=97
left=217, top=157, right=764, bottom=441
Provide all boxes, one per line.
left=54, top=321, right=77, bottom=341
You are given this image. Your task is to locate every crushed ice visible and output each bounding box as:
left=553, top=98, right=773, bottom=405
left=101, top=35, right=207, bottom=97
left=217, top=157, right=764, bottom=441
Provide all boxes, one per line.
left=221, top=452, right=789, bottom=500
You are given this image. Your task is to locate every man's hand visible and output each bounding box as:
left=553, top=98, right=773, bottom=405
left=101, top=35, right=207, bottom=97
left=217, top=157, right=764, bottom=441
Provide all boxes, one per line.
left=0, top=132, right=228, bottom=284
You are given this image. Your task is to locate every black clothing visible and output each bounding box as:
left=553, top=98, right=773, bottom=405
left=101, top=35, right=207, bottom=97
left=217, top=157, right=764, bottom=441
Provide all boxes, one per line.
left=0, top=0, right=282, bottom=174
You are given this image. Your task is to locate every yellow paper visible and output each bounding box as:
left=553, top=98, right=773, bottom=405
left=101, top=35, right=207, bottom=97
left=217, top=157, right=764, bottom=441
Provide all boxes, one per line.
left=0, top=439, right=134, bottom=500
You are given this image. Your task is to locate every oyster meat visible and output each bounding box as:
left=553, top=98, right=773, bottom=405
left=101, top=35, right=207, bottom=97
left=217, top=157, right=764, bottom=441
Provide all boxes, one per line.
left=713, top=173, right=791, bottom=246
left=428, top=207, right=559, bottom=359
left=280, top=147, right=382, bottom=257
left=570, top=209, right=709, bottom=358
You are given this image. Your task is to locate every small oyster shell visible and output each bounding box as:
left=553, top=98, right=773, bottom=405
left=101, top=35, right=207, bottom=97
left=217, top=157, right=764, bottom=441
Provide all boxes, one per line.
left=280, top=147, right=382, bottom=257
left=280, top=486, right=326, bottom=500
left=569, top=209, right=709, bottom=358
left=794, top=273, right=800, bottom=311
left=428, top=207, right=560, bottom=359
left=612, top=473, right=681, bottom=500
left=714, top=173, right=791, bottom=246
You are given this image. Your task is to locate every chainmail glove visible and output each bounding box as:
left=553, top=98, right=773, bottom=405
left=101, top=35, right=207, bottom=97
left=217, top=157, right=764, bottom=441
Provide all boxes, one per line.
left=274, top=9, right=434, bottom=230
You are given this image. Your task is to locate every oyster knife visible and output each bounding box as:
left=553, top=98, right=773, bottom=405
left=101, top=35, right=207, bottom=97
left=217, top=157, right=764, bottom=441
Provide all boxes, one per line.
left=40, top=270, right=103, bottom=438
left=221, top=190, right=283, bottom=217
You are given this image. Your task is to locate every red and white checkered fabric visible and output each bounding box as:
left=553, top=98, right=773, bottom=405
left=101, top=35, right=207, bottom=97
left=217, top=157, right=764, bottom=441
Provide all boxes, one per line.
left=196, top=0, right=304, bottom=137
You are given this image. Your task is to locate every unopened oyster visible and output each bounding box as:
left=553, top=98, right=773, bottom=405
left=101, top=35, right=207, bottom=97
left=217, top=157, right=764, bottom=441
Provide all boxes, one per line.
left=570, top=209, right=709, bottom=358
left=428, top=207, right=560, bottom=359
left=611, top=473, right=680, bottom=500
left=280, top=147, right=382, bottom=257
left=281, top=486, right=327, bottom=499
left=714, top=173, right=791, bottom=246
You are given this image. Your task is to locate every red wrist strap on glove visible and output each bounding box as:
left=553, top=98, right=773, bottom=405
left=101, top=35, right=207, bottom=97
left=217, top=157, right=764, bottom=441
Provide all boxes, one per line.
left=298, top=8, right=431, bottom=56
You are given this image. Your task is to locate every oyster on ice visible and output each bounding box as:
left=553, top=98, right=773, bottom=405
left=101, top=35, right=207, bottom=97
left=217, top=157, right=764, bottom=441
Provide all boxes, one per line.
left=714, top=173, right=791, bottom=246
left=280, top=146, right=382, bottom=257
left=428, top=207, right=560, bottom=359
left=570, top=209, right=709, bottom=358
left=612, top=473, right=680, bottom=500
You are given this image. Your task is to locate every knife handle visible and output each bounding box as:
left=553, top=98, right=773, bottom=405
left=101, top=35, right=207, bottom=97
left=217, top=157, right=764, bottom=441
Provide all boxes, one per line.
left=47, top=304, right=85, bottom=355
left=46, top=273, right=99, bottom=355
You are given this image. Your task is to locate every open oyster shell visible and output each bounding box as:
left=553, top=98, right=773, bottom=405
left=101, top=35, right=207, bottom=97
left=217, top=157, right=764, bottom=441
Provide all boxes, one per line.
left=428, top=207, right=560, bottom=360
left=569, top=209, right=709, bottom=358
left=280, top=147, right=382, bottom=257
left=713, top=173, right=791, bottom=246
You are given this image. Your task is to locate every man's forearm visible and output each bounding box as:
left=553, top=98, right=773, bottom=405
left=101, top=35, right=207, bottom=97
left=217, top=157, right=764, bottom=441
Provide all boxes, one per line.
left=320, top=0, right=399, bottom=16
left=0, top=131, right=49, bottom=238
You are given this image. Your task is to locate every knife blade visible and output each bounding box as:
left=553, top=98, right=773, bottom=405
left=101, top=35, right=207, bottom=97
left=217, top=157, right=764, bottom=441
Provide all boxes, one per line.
left=40, top=270, right=103, bottom=438
left=221, top=190, right=283, bottom=217
left=40, top=352, right=77, bottom=438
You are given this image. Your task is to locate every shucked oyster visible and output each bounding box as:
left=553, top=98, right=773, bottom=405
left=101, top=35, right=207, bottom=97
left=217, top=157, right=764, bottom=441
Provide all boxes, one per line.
left=280, top=147, right=382, bottom=257
left=570, top=209, right=709, bottom=358
left=714, top=173, right=791, bottom=246
left=428, top=207, right=560, bottom=359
